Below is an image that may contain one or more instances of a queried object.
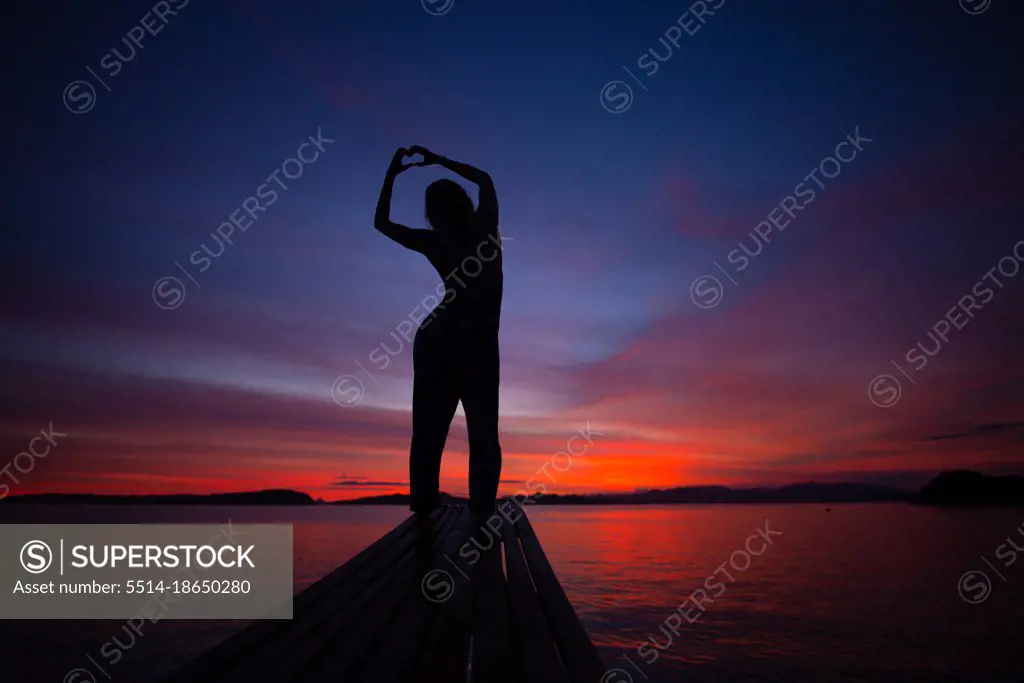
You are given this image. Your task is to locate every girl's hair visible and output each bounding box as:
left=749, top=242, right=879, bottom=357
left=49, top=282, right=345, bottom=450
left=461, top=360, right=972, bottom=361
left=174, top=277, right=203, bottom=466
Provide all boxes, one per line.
left=425, top=179, right=475, bottom=241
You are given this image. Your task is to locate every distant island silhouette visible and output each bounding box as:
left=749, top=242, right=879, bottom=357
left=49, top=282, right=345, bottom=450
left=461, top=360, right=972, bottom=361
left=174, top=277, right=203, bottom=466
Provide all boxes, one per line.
left=915, top=470, right=1024, bottom=505
left=0, top=489, right=315, bottom=505
left=332, top=482, right=910, bottom=505
left=3, top=472, right=1021, bottom=506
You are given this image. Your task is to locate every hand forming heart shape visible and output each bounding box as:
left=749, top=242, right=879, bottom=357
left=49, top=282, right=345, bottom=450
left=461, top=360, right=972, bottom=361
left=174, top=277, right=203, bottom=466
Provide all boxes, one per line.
left=400, top=149, right=427, bottom=168
left=389, top=146, right=439, bottom=175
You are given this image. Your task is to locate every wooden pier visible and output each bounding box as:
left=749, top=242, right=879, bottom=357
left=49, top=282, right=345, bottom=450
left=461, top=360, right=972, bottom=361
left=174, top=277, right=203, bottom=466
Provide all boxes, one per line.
left=163, top=504, right=606, bottom=683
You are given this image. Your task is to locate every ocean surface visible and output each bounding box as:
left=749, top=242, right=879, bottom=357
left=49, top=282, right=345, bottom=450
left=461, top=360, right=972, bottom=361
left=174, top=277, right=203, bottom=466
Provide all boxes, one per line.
left=1, top=503, right=1022, bottom=682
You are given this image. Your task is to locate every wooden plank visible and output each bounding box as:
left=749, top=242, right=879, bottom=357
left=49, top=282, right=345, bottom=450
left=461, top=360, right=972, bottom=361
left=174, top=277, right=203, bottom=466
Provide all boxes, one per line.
left=292, top=510, right=425, bottom=610
left=291, top=512, right=426, bottom=611
left=414, top=512, right=498, bottom=683
left=471, top=526, right=515, bottom=683
left=516, top=512, right=606, bottom=683
left=160, top=508, right=435, bottom=683
left=296, top=506, right=469, bottom=682
left=219, top=506, right=458, bottom=683
left=502, top=514, right=568, bottom=683
left=162, top=505, right=607, bottom=683
left=348, top=506, right=476, bottom=683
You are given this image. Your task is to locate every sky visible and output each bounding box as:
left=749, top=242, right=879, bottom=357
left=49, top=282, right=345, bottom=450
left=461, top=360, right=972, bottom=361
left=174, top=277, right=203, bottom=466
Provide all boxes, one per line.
left=2, top=0, right=1022, bottom=500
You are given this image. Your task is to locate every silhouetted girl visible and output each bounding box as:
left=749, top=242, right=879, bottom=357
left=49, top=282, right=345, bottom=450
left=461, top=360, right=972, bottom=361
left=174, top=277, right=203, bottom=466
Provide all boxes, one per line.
left=374, top=146, right=503, bottom=517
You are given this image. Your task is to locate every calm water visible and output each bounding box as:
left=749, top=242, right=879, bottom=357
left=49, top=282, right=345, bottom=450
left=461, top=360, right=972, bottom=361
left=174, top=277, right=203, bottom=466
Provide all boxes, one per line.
left=2, top=504, right=1022, bottom=682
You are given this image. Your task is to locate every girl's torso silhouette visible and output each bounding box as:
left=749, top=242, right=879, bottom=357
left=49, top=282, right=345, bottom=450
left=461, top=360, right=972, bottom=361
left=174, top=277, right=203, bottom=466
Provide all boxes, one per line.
left=417, top=223, right=503, bottom=343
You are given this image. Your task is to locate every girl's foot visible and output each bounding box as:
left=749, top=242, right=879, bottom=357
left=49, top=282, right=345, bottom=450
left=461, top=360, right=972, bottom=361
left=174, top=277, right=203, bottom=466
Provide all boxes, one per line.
left=410, top=495, right=440, bottom=514
left=468, top=500, right=497, bottom=525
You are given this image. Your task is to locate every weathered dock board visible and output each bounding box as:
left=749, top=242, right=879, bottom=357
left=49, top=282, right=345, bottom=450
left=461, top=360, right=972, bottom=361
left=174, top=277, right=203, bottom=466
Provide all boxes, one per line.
left=162, top=504, right=605, bottom=683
